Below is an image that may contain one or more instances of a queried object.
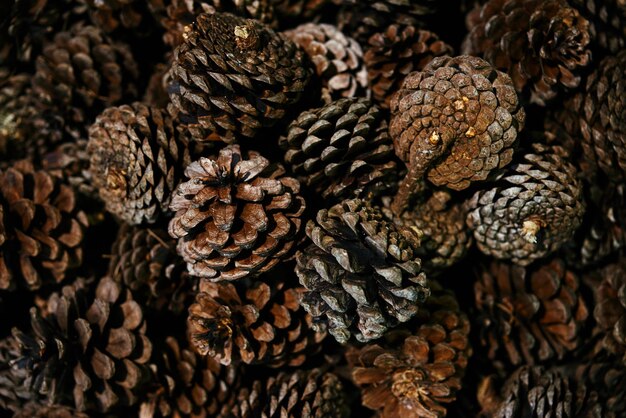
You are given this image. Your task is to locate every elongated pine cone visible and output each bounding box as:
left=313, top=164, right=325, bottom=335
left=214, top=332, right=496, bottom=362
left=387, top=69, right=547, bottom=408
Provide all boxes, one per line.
left=168, top=12, right=311, bottom=142
left=88, top=102, right=191, bottom=225
left=0, top=162, right=88, bottom=291
left=11, top=278, right=153, bottom=412
left=463, top=0, right=592, bottom=104
left=280, top=98, right=399, bottom=202
left=284, top=23, right=368, bottom=102
left=365, top=25, right=453, bottom=109
left=295, top=198, right=430, bottom=344
left=466, top=143, right=585, bottom=265
left=188, top=274, right=325, bottom=366
left=474, top=259, right=589, bottom=368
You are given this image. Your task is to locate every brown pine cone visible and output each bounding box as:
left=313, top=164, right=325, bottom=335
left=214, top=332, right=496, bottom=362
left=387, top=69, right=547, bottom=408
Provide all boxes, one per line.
left=569, top=0, right=626, bottom=53
left=279, top=98, right=399, bottom=202
left=11, top=278, right=153, bottom=412
left=187, top=274, right=325, bottom=366
left=466, top=143, right=585, bottom=265
left=0, top=337, right=30, bottom=412
left=12, top=403, right=91, bottom=418
left=389, top=55, right=525, bottom=213
left=474, top=258, right=589, bottom=368
left=576, top=361, right=626, bottom=418
left=295, top=198, right=429, bottom=344
left=463, top=0, right=593, bottom=105
left=88, top=102, right=192, bottom=225
left=365, top=25, right=453, bottom=110
left=284, top=23, right=368, bottom=102
left=78, top=0, right=149, bottom=32
left=167, top=12, right=312, bottom=142
left=169, top=145, right=305, bottom=281
left=0, top=162, right=88, bottom=291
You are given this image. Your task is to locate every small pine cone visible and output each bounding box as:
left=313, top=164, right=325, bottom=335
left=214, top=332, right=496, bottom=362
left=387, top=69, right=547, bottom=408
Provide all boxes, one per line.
left=295, top=198, right=430, bottom=344
left=389, top=55, right=525, bottom=213
left=463, top=0, right=593, bottom=105
left=347, top=290, right=471, bottom=418
left=167, top=12, right=312, bottom=142
left=0, top=337, right=30, bottom=412
left=12, top=278, right=153, bottom=412
left=88, top=102, right=192, bottom=225
left=168, top=145, right=305, bottom=281
left=188, top=275, right=325, bottom=366
left=569, top=0, right=626, bottom=53
left=466, top=143, right=585, bottom=265
left=0, top=162, right=88, bottom=291
left=108, top=223, right=192, bottom=315
left=474, top=258, right=589, bottom=368
left=279, top=98, right=399, bottom=202
left=284, top=23, right=368, bottom=102
left=364, top=25, right=453, bottom=110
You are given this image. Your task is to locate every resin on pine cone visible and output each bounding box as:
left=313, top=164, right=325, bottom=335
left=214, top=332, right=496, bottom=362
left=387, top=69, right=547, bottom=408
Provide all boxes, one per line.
left=279, top=98, right=399, bottom=202
left=167, top=12, right=311, bottom=142
left=389, top=55, right=525, bottom=213
left=295, top=198, right=429, bottom=344
left=168, top=145, right=305, bottom=281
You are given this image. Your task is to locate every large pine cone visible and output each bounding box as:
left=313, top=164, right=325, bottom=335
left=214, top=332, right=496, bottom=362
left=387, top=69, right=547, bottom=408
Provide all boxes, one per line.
left=295, top=198, right=429, bottom=344
left=169, top=145, right=305, bottom=281
left=11, top=278, right=153, bottom=412
left=188, top=274, right=325, bottom=366
left=466, top=143, right=585, bottom=265
left=88, top=102, right=192, bottom=225
left=569, top=0, right=626, bottom=53
left=463, top=0, right=593, bottom=105
left=0, top=162, right=88, bottom=291
left=474, top=258, right=589, bottom=368
left=280, top=98, right=399, bottom=202
left=167, top=12, right=312, bottom=142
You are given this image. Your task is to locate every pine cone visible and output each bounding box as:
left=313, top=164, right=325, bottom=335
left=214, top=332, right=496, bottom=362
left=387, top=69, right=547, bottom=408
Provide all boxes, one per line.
left=42, top=140, right=96, bottom=199
left=577, top=361, right=626, bottom=418
left=389, top=55, right=525, bottom=214
left=167, top=12, right=311, bottom=142
left=88, top=102, right=191, bottom=225
left=569, top=0, right=626, bottom=53
left=463, top=0, right=593, bottom=105
left=13, top=403, right=90, bottom=418
left=364, top=25, right=453, bottom=110
left=0, top=337, right=29, bottom=412
left=168, top=145, right=305, bottom=281
left=295, top=198, right=430, bottom=344
left=188, top=274, right=325, bottom=366
left=284, top=23, right=368, bottom=102
left=474, top=258, right=589, bottom=368
left=78, top=0, right=148, bottom=32
left=279, top=98, right=399, bottom=202
left=0, top=162, right=88, bottom=291
left=12, top=278, right=153, bottom=412
left=466, top=143, right=585, bottom=265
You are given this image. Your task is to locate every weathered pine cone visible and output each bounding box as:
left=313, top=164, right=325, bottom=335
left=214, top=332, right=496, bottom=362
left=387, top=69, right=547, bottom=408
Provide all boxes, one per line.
left=389, top=55, right=525, bottom=213
left=167, top=12, right=312, bottom=142
left=295, top=198, right=429, bottom=344
left=279, top=98, right=399, bottom=202
left=466, top=143, right=585, bottom=265
left=88, top=102, right=192, bottom=225
left=169, top=145, right=305, bottom=281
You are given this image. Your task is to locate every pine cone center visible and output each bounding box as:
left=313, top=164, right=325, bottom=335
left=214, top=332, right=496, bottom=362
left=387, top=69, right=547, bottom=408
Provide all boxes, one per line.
left=391, top=369, right=427, bottom=400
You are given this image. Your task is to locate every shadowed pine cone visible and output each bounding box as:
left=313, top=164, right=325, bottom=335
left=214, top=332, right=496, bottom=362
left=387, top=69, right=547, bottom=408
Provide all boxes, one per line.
left=466, top=143, right=585, bottom=265
left=295, top=198, right=429, bottom=344
left=576, top=361, right=626, bottom=418
left=364, top=25, right=453, bottom=110
left=167, top=12, right=312, bottom=142
left=389, top=55, right=525, bottom=213
left=42, top=140, right=96, bottom=199
left=569, top=0, right=626, bottom=53
left=11, top=278, right=153, bottom=412
left=463, top=0, right=593, bottom=105
left=13, top=403, right=90, bottom=418
left=169, top=145, right=305, bottom=281
left=0, top=337, right=29, bottom=412
left=88, top=102, right=192, bottom=225
left=0, top=162, right=88, bottom=291
left=284, top=23, right=368, bottom=103
left=279, top=98, right=399, bottom=202
left=78, top=0, right=149, bottom=32
left=188, top=274, right=325, bottom=366
left=474, top=259, right=589, bottom=368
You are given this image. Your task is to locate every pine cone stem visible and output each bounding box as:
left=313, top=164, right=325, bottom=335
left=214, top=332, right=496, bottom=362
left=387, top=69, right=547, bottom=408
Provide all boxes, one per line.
left=391, top=163, right=427, bottom=214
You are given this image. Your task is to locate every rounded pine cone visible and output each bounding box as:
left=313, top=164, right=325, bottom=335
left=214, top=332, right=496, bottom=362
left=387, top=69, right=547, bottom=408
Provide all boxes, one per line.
left=167, top=12, right=311, bottom=142
left=295, top=198, right=429, bottom=344
left=169, top=145, right=305, bottom=281
left=279, top=98, right=399, bottom=202
left=466, top=143, right=585, bottom=265
left=88, top=102, right=191, bottom=225
left=463, top=0, right=593, bottom=105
